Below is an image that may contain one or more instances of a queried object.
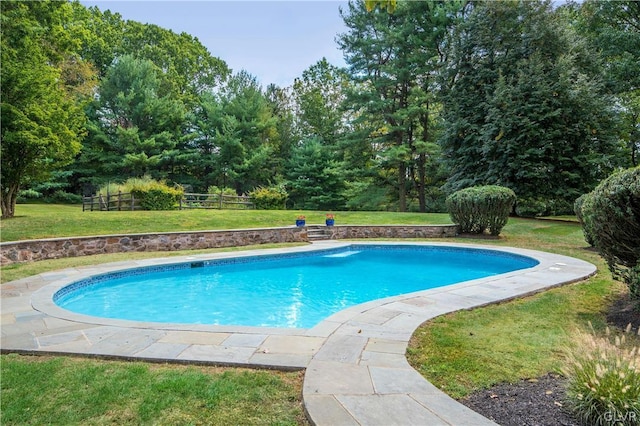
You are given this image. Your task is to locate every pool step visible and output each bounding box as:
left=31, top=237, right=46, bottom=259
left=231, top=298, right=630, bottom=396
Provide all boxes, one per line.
left=307, top=225, right=334, bottom=241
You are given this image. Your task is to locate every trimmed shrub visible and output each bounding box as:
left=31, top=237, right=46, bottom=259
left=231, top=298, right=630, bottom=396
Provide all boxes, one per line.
left=250, top=186, right=288, bottom=210
left=581, top=167, right=640, bottom=300
left=446, top=185, right=516, bottom=236
left=574, top=193, right=595, bottom=246
left=98, top=177, right=183, bottom=211
left=136, top=187, right=183, bottom=210
left=561, top=324, right=640, bottom=426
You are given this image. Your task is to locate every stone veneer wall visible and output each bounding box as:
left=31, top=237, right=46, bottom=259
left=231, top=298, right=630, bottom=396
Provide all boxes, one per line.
left=327, top=225, right=458, bottom=240
left=0, top=225, right=458, bottom=265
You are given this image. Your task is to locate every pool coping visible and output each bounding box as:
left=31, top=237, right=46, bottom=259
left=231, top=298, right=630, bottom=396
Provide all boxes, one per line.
left=1, top=241, right=597, bottom=425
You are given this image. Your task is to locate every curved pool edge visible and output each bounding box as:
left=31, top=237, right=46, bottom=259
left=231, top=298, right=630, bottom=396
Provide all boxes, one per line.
left=1, top=241, right=597, bottom=425
left=301, top=243, right=596, bottom=425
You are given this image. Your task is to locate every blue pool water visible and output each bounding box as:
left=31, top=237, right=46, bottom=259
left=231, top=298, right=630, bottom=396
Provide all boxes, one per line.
left=55, top=245, right=538, bottom=328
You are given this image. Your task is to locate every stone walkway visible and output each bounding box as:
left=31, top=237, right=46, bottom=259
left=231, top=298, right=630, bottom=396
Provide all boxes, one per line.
left=1, top=241, right=596, bottom=425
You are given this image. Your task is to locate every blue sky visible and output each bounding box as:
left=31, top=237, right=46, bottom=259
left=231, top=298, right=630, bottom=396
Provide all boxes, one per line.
left=80, top=1, right=350, bottom=88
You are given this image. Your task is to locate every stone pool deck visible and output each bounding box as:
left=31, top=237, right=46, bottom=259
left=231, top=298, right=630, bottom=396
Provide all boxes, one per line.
left=1, top=241, right=596, bottom=425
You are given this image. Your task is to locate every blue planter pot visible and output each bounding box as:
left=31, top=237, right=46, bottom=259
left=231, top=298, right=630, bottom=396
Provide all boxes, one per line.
left=296, top=220, right=306, bottom=227
left=325, top=219, right=335, bottom=226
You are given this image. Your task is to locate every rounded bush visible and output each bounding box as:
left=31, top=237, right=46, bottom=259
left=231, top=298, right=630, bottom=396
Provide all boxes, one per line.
left=446, top=185, right=516, bottom=236
left=581, top=167, right=640, bottom=300
left=136, top=187, right=183, bottom=210
left=250, top=186, right=288, bottom=210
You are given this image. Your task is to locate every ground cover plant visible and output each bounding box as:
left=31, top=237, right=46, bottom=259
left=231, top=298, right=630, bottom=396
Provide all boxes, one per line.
left=2, top=204, right=638, bottom=424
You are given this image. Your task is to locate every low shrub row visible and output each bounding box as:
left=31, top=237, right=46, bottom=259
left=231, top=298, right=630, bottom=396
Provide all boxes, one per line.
left=515, top=197, right=574, bottom=218
left=93, top=179, right=291, bottom=211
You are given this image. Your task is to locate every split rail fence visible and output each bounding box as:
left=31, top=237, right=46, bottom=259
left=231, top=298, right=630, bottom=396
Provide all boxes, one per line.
left=82, top=192, right=254, bottom=211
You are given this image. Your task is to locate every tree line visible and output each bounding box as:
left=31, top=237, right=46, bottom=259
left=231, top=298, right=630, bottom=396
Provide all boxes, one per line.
left=1, top=0, right=638, bottom=218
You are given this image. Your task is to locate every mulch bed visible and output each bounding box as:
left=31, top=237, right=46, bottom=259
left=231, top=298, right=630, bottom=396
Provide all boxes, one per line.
left=460, top=372, right=578, bottom=426
left=458, top=292, right=639, bottom=426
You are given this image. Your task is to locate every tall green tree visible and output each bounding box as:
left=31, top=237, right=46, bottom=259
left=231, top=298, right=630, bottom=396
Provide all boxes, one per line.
left=77, top=55, right=186, bottom=185
left=292, top=58, right=349, bottom=145
left=285, top=138, right=346, bottom=209
left=1, top=1, right=87, bottom=218
left=440, top=0, right=622, bottom=208
left=69, top=2, right=229, bottom=105
left=190, top=72, right=280, bottom=193
left=338, top=0, right=459, bottom=212
left=265, top=84, right=298, bottom=176
left=573, top=0, right=640, bottom=166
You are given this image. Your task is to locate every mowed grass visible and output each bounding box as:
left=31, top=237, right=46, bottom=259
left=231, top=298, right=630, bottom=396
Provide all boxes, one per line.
left=0, top=203, right=452, bottom=242
left=407, top=218, right=628, bottom=399
left=0, top=355, right=306, bottom=426
left=0, top=204, right=630, bottom=421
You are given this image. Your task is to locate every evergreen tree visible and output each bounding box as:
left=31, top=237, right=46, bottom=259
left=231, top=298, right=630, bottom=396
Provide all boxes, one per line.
left=573, top=0, right=640, bottom=166
left=190, top=72, right=280, bottom=193
left=285, top=138, right=346, bottom=209
left=76, top=55, right=186, bottom=185
left=338, top=0, right=459, bottom=211
left=440, top=0, right=622, bottom=209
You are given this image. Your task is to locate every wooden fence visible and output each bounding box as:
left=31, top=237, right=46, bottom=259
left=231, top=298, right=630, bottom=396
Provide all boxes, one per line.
left=179, top=193, right=254, bottom=210
left=82, top=192, right=254, bottom=211
left=82, top=192, right=138, bottom=211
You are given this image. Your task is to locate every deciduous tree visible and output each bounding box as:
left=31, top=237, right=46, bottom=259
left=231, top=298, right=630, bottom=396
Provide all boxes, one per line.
left=1, top=1, right=86, bottom=218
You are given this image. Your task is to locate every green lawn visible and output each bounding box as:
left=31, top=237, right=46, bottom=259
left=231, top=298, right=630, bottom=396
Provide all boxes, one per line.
left=0, top=203, right=452, bottom=242
left=0, top=204, right=629, bottom=423
left=1, top=355, right=305, bottom=425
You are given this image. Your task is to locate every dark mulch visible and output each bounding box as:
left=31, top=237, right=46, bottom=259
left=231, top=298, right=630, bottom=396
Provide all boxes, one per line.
left=460, top=372, right=578, bottom=426
left=459, top=292, right=640, bottom=426
left=606, top=292, right=640, bottom=334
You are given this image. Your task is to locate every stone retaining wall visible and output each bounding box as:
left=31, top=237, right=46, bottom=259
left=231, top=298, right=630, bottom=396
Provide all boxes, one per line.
left=0, top=225, right=458, bottom=265
left=327, top=224, right=458, bottom=239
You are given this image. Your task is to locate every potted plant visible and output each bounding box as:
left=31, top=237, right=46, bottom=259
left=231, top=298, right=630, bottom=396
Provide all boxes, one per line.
left=296, top=215, right=306, bottom=227
left=325, top=213, right=335, bottom=226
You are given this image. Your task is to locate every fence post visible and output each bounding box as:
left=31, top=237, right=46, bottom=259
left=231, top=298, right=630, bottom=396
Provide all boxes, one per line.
left=131, top=193, right=135, bottom=211
left=179, top=197, right=182, bottom=210
left=117, top=191, right=122, bottom=211
left=219, top=192, right=223, bottom=209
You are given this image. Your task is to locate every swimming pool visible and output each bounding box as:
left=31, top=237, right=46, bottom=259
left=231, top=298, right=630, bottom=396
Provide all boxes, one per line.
left=53, top=244, right=538, bottom=329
